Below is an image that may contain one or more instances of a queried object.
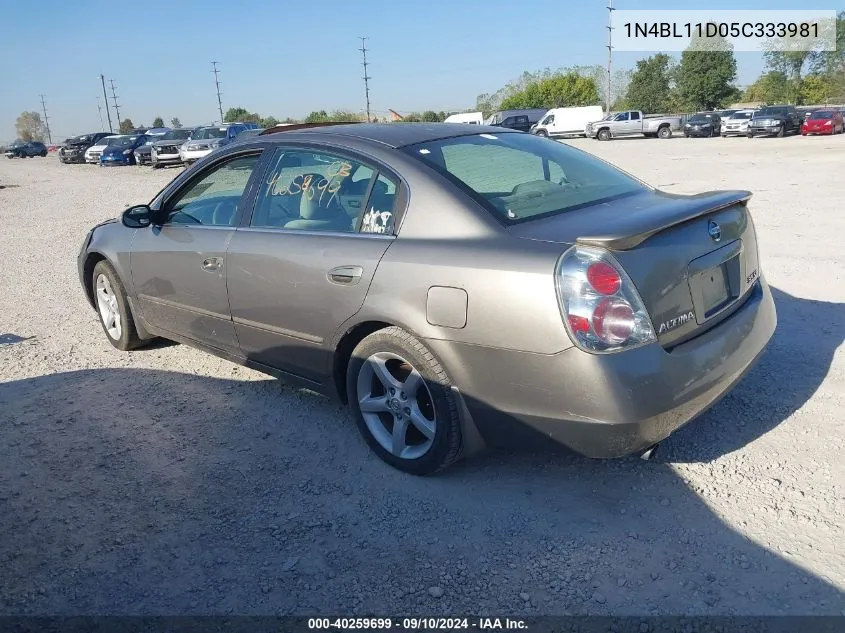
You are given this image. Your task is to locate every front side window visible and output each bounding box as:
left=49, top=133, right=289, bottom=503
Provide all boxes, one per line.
left=163, top=153, right=261, bottom=226
left=404, top=132, right=643, bottom=224
left=615, top=112, right=630, bottom=121
left=251, top=149, right=398, bottom=234
left=542, top=115, right=554, bottom=125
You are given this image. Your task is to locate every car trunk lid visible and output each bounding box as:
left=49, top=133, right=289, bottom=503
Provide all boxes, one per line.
left=508, top=189, right=761, bottom=347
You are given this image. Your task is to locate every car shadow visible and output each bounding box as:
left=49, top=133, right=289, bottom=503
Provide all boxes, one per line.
left=0, top=287, right=842, bottom=616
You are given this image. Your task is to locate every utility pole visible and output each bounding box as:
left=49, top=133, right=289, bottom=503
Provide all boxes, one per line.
left=96, top=96, right=105, bottom=130
left=99, top=74, right=113, bottom=132
left=359, top=36, right=372, bottom=122
left=211, top=61, right=224, bottom=123
left=108, top=79, right=121, bottom=130
left=606, top=0, right=614, bottom=115
left=39, top=94, right=52, bottom=144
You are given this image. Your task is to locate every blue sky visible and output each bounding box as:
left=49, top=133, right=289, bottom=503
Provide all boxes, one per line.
left=0, top=0, right=825, bottom=142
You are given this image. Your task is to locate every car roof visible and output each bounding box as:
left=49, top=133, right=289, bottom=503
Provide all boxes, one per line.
left=259, top=122, right=516, bottom=148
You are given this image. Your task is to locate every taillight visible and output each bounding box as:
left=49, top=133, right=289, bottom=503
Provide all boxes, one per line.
left=556, top=246, right=656, bottom=353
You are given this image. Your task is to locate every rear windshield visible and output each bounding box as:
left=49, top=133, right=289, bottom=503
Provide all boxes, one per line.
left=403, top=132, right=644, bottom=224
left=808, top=111, right=834, bottom=120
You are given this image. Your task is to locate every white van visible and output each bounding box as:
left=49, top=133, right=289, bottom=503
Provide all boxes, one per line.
left=443, top=112, right=484, bottom=125
left=532, top=105, right=605, bottom=138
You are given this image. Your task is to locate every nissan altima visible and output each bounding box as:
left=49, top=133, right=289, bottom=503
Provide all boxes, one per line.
left=78, top=123, right=776, bottom=474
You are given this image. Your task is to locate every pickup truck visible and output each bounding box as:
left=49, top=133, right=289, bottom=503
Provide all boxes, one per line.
left=585, top=110, right=683, bottom=140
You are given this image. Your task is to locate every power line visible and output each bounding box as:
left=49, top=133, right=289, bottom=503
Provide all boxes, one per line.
left=606, top=0, right=615, bottom=114
left=360, top=37, right=372, bottom=122
left=96, top=96, right=105, bottom=130
left=108, top=79, right=121, bottom=128
left=98, top=74, right=113, bottom=133
left=39, top=94, right=52, bottom=144
left=211, top=61, right=224, bottom=123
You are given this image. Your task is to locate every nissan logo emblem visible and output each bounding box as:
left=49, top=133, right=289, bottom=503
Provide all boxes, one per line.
left=708, top=220, right=721, bottom=242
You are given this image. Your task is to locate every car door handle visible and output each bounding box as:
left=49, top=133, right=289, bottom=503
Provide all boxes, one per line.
left=202, top=256, right=222, bottom=271
left=328, top=265, right=363, bottom=285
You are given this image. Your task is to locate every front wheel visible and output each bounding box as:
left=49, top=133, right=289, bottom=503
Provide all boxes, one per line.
left=597, top=129, right=611, bottom=141
left=91, top=260, right=144, bottom=351
left=347, top=326, right=462, bottom=475
left=535, top=129, right=548, bottom=137
left=776, top=124, right=785, bottom=138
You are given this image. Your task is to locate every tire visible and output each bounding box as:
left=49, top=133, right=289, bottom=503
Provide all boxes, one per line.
left=151, top=161, right=161, bottom=169
left=721, top=134, right=727, bottom=138
left=776, top=124, right=785, bottom=138
left=597, top=129, right=611, bottom=141
left=91, top=260, right=143, bottom=351
left=658, top=126, right=672, bottom=139
left=746, top=133, right=753, bottom=139
left=347, top=326, right=462, bottom=475
left=535, top=129, right=548, bottom=137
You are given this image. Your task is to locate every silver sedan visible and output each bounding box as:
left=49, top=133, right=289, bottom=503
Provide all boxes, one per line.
left=78, top=123, right=776, bottom=474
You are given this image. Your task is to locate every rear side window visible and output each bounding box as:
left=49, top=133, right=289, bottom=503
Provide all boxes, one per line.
left=251, top=148, right=398, bottom=234
left=404, top=132, right=644, bottom=224
left=631, top=111, right=640, bottom=120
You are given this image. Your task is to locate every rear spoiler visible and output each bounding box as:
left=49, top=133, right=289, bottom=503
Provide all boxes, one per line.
left=260, top=121, right=362, bottom=135
left=576, top=190, right=751, bottom=251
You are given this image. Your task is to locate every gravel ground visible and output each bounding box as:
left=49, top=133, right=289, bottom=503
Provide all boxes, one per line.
left=0, top=137, right=843, bottom=616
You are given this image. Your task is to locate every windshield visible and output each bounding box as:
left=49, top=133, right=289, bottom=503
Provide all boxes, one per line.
left=70, top=135, right=93, bottom=144
left=403, top=132, right=644, bottom=224
left=193, top=127, right=227, bottom=139
left=106, top=136, right=139, bottom=148
left=97, top=136, right=119, bottom=145
left=689, top=114, right=715, bottom=122
left=808, top=111, right=834, bottom=120
left=161, top=129, right=193, bottom=141
left=729, top=111, right=754, bottom=120
left=756, top=107, right=786, bottom=117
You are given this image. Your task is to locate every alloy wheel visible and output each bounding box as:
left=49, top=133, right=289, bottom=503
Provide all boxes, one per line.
left=95, top=274, right=122, bottom=340
left=356, top=351, right=436, bottom=460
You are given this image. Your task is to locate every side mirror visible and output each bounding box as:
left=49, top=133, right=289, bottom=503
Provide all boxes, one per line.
left=122, top=204, right=153, bottom=228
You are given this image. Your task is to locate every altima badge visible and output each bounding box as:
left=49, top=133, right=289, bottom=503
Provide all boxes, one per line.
left=658, top=311, right=696, bottom=335
left=708, top=220, right=722, bottom=242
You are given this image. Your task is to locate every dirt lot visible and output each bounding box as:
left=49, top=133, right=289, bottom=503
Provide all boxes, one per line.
left=0, top=135, right=843, bottom=616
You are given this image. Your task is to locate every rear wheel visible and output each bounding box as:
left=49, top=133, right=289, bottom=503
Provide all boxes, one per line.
left=347, top=326, right=462, bottom=475
left=91, top=260, right=143, bottom=351
left=658, top=126, right=672, bottom=139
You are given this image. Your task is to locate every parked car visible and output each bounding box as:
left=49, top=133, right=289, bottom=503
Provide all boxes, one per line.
left=5, top=140, right=47, bottom=158
left=60, top=132, right=113, bottom=164
left=486, top=109, right=548, bottom=132
left=683, top=112, right=722, bottom=138
left=800, top=109, right=844, bottom=135
left=586, top=110, right=682, bottom=140
left=85, top=135, right=120, bottom=164
left=78, top=123, right=776, bottom=474
left=151, top=128, right=196, bottom=168
left=532, top=106, right=604, bottom=138
left=99, top=134, right=149, bottom=166
left=747, top=105, right=801, bottom=137
left=716, top=109, right=738, bottom=119
left=134, top=128, right=170, bottom=166
left=178, top=123, right=249, bottom=165
left=720, top=110, right=756, bottom=137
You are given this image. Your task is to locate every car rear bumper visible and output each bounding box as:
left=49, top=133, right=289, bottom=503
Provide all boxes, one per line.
left=426, top=277, right=776, bottom=458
